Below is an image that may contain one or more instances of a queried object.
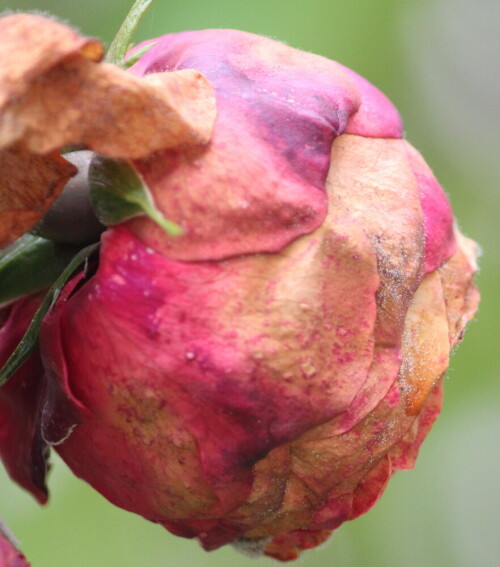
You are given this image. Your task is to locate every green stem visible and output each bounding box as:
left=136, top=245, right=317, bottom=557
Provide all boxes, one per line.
left=105, top=0, right=155, bottom=65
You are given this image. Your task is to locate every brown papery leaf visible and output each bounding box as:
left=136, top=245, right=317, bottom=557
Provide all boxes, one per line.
left=0, top=14, right=216, bottom=247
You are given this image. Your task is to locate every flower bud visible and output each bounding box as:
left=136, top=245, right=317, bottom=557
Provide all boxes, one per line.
left=0, top=30, right=479, bottom=561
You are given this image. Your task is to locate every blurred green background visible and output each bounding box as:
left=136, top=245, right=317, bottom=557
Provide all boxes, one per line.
left=0, top=0, right=498, bottom=566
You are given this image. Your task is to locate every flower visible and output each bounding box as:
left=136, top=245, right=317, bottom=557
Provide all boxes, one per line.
left=0, top=28, right=479, bottom=561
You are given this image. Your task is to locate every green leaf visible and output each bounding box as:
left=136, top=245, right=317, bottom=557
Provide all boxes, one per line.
left=0, top=243, right=99, bottom=388
left=89, top=155, right=183, bottom=236
left=0, top=235, right=80, bottom=307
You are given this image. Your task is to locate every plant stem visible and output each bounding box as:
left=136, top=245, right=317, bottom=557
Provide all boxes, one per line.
left=106, top=0, right=155, bottom=65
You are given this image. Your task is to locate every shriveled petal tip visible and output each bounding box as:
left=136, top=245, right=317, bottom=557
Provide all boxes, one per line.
left=0, top=13, right=103, bottom=110
left=0, top=13, right=216, bottom=246
left=0, top=62, right=216, bottom=158
left=0, top=14, right=216, bottom=156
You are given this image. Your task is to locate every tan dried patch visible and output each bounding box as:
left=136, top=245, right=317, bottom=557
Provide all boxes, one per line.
left=398, top=271, right=450, bottom=416
left=229, top=136, right=480, bottom=540
left=0, top=14, right=216, bottom=247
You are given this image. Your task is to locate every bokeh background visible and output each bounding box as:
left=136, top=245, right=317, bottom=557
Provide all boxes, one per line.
left=0, top=1, right=498, bottom=566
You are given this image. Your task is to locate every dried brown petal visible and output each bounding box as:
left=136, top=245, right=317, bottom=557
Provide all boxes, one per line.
left=0, top=13, right=103, bottom=109
left=0, top=146, right=76, bottom=246
left=0, top=14, right=215, bottom=246
left=0, top=62, right=215, bottom=158
left=398, top=271, right=449, bottom=416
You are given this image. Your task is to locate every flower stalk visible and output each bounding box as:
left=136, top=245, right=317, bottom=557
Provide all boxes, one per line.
left=105, top=0, right=156, bottom=65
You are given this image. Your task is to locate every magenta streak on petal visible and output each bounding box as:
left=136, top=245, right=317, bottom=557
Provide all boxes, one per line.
left=404, top=143, right=456, bottom=273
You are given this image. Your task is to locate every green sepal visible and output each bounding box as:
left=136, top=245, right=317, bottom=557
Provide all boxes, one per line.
left=0, top=242, right=99, bottom=388
left=89, top=155, right=183, bottom=236
left=121, top=41, right=157, bottom=68
left=0, top=235, right=80, bottom=307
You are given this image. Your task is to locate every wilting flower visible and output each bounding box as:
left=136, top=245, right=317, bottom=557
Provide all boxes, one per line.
left=0, top=27, right=479, bottom=561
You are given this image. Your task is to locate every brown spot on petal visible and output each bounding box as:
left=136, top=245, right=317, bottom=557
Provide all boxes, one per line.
left=389, top=380, right=444, bottom=470
left=0, top=14, right=215, bottom=245
left=350, top=454, right=391, bottom=519
left=328, top=135, right=426, bottom=344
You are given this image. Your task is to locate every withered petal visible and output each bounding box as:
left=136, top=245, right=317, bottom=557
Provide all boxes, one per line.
left=0, top=14, right=215, bottom=156
left=0, top=62, right=215, bottom=157
left=0, top=13, right=103, bottom=111
left=0, top=146, right=76, bottom=247
left=0, top=14, right=215, bottom=246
